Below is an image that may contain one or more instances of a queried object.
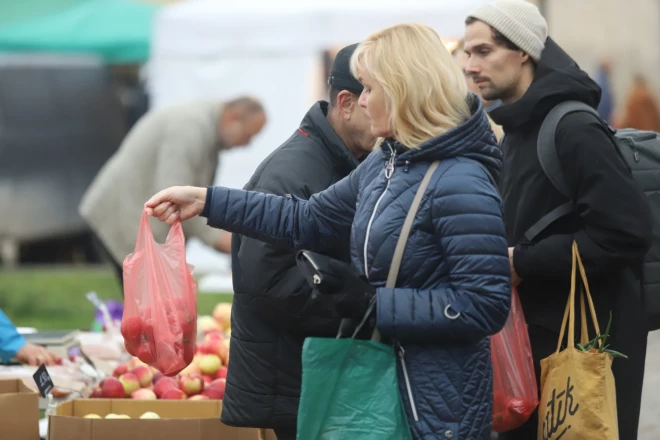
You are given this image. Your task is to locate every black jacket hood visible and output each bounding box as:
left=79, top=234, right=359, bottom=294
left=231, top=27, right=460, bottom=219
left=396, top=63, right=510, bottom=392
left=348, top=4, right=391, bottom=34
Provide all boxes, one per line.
left=490, top=37, right=601, bottom=130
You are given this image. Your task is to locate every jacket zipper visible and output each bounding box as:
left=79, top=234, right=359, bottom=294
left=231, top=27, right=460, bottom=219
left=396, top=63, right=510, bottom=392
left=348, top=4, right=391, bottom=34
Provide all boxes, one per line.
left=397, top=342, right=419, bottom=422
left=363, top=144, right=396, bottom=279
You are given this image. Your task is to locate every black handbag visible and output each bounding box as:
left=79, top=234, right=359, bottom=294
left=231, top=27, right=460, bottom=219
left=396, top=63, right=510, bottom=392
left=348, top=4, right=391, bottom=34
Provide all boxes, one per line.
left=295, top=250, right=365, bottom=294
left=295, top=250, right=376, bottom=339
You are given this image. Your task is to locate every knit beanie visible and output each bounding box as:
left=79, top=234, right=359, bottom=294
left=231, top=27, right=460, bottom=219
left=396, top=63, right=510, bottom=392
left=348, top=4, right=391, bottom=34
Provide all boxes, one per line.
left=467, top=0, right=548, bottom=62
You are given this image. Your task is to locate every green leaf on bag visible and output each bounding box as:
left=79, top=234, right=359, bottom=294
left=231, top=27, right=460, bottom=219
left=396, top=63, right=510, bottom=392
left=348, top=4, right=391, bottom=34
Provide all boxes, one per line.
left=603, top=349, right=628, bottom=359
left=576, top=311, right=627, bottom=359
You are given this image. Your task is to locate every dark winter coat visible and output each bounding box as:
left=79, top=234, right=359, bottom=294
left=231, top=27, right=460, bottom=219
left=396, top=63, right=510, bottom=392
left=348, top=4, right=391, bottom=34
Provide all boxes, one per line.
left=489, top=37, right=653, bottom=440
left=489, top=38, right=652, bottom=334
left=221, top=101, right=360, bottom=430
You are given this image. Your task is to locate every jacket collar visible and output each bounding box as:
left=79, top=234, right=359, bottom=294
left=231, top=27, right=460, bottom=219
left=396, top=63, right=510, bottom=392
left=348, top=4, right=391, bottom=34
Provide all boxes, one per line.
left=299, top=101, right=360, bottom=175
left=378, top=96, right=502, bottom=181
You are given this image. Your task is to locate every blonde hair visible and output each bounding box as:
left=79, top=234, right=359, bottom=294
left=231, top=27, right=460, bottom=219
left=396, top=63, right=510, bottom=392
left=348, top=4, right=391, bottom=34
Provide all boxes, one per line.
left=350, top=23, right=471, bottom=149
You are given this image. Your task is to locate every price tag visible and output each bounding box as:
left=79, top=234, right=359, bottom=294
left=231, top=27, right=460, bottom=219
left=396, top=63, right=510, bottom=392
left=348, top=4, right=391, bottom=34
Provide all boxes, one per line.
left=33, top=364, right=55, bottom=398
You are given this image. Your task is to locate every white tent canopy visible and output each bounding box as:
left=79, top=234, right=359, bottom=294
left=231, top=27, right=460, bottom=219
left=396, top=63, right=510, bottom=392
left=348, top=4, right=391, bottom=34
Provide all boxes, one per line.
left=148, top=0, right=489, bottom=278
left=152, top=0, right=488, bottom=56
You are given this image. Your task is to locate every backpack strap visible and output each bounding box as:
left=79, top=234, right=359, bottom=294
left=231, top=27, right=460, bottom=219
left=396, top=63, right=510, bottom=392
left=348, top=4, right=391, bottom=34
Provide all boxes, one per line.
left=524, top=101, right=612, bottom=241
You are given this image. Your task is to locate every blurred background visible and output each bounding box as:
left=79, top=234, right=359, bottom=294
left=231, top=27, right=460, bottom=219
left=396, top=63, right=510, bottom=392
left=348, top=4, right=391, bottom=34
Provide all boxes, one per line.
left=0, top=0, right=659, bottom=434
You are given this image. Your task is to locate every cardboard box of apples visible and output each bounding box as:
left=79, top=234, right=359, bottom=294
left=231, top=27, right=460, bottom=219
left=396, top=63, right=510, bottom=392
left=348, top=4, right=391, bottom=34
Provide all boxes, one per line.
left=45, top=303, right=280, bottom=440
left=95, top=303, right=232, bottom=401
left=48, top=399, right=277, bottom=440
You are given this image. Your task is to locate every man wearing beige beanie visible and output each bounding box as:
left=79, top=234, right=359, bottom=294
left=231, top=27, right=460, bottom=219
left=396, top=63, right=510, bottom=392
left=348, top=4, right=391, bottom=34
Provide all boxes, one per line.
left=464, top=1, right=651, bottom=439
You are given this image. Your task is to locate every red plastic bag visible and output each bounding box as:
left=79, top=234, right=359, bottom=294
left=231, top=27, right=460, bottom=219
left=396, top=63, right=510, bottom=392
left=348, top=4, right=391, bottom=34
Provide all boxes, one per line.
left=121, top=212, right=197, bottom=376
left=491, top=287, right=538, bottom=432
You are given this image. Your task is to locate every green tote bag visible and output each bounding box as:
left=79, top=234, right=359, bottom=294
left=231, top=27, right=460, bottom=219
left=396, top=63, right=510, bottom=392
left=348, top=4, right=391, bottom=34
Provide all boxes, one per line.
left=296, top=161, right=440, bottom=440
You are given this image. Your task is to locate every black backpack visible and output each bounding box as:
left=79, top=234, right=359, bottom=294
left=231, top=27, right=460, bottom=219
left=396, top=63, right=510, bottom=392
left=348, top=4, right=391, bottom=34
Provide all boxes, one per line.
left=525, top=101, right=660, bottom=331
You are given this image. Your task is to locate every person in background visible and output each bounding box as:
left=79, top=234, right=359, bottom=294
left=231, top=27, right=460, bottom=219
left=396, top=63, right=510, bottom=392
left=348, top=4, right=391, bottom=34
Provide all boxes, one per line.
left=464, top=1, right=652, bottom=439
left=79, top=97, right=267, bottom=293
left=0, top=310, right=61, bottom=366
left=595, top=59, right=615, bottom=124
left=145, top=23, right=511, bottom=440
left=618, top=74, right=660, bottom=132
left=220, top=43, right=375, bottom=440
left=452, top=39, right=504, bottom=140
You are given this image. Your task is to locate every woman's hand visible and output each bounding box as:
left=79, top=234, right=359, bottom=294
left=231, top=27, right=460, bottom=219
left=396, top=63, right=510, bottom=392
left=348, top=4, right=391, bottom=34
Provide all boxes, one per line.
left=145, top=186, right=207, bottom=225
left=16, top=343, right=61, bottom=366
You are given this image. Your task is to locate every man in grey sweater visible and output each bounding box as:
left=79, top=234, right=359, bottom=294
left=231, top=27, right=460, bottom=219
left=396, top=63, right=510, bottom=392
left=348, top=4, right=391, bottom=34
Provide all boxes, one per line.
left=79, top=97, right=266, bottom=292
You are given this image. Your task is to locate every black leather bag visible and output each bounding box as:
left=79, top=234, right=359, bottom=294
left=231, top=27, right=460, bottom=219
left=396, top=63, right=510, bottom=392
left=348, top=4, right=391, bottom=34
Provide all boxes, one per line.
left=295, top=250, right=375, bottom=339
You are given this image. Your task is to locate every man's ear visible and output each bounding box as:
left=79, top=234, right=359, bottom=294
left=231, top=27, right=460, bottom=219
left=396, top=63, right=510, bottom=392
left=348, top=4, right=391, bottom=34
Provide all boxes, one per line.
left=520, top=51, right=530, bottom=65
left=337, top=90, right=355, bottom=120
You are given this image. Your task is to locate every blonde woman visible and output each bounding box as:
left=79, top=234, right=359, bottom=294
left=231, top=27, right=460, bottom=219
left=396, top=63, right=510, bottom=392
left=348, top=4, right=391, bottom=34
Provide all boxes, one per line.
left=145, top=24, right=511, bottom=439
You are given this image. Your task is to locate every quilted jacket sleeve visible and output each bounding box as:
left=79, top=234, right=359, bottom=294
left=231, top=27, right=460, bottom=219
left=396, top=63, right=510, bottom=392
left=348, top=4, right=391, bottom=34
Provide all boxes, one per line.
left=0, top=310, right=25, bottom=364
left=376, top=162, right=512, bottom=342
left=202, top=167, right=360, bottom=251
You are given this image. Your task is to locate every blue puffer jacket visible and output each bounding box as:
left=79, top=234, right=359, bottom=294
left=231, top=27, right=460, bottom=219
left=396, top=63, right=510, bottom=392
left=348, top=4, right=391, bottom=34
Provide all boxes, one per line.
left=202, top=98, right=511, bottom=440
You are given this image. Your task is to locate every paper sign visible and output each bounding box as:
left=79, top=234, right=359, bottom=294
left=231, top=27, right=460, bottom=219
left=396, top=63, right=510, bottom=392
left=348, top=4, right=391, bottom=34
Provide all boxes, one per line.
left=33, top=364, right=54, bottom=398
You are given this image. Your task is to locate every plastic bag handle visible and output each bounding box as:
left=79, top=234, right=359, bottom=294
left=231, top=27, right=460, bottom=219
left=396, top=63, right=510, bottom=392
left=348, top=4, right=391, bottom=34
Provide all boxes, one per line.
left=135, top=211, right=185, bottom=252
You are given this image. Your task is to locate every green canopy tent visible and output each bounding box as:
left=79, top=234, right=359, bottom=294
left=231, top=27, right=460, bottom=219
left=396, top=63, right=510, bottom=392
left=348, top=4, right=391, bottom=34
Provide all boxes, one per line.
left=0, top=0, right=91, bottom=27
left=0, top=0, right=160, bottom=63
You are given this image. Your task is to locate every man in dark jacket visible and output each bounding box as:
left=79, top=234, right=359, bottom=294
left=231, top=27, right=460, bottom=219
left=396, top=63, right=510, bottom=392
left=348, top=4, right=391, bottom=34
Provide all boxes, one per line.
left=464, top=1, right=653, bottom=439
left=220, top=44, right=374, bottom=440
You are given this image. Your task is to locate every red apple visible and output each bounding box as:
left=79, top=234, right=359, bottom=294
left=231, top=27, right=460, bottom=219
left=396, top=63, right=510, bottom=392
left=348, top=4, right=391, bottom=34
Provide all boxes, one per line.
left=198, top=354, right=221, bottom=376
left=153, top=377, right=178, bottom=398
left=212, top=303, right=232, bottom=331
left=180, top=310, right=196, bottom=337
left=215, top=367, right=228, bottom=380
left=152, top=371, right=164, bottom=385
left=198, top=316, right=221, bottom=334
left=119, top=373, right=140, bottom=397
left=183, top=341, right=195, bottom=366
left=131, top=388, right=157, bottom=400
left=204, top=332, right=223, bottom=344
left=209, top=378, right=226, bottom=390
left=201, top=383, right=225, bottom=400
left=100, top=377, right=125, bottom=399
left=202, top=374, right=213, bottom=385
left=161, top=388, right=186, bottom=400
left=121, top=316, right=143, bottom=346
left=113, top=364, right=129, bottom=378
left=155, top=339, right=187, bottom=376
left=179, top=374, right=205, bottom=396
left=188, top=395, right=210, bottom=401
left=221, top=340, right=230, bottom=366
left=131, top=365, right=153, bottom=388
left=201, top=338, right=223, bottom=358
left=90, top=386, right=103, bottom=398
left=129, top=357, right=147, bottom=370
left=136, top=344, right=155, bottom=365
left=179, top=362, right=202, bottom=376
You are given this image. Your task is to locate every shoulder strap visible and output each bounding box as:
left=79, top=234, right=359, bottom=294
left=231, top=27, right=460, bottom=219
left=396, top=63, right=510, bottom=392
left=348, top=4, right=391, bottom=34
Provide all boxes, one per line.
left=537, top=101, right=602, bottom=198
left=369, top=160, right=439, bottom=342
left=387, top=160, right=440, bottom=289
left=524, top=101, right=610, bottom=241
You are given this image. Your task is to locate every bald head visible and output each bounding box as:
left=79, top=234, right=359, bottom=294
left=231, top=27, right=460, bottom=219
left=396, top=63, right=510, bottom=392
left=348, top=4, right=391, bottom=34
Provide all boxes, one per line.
left=225, top=96, right=265, bottom=115
left=219, top=96, right=267, bottom=149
